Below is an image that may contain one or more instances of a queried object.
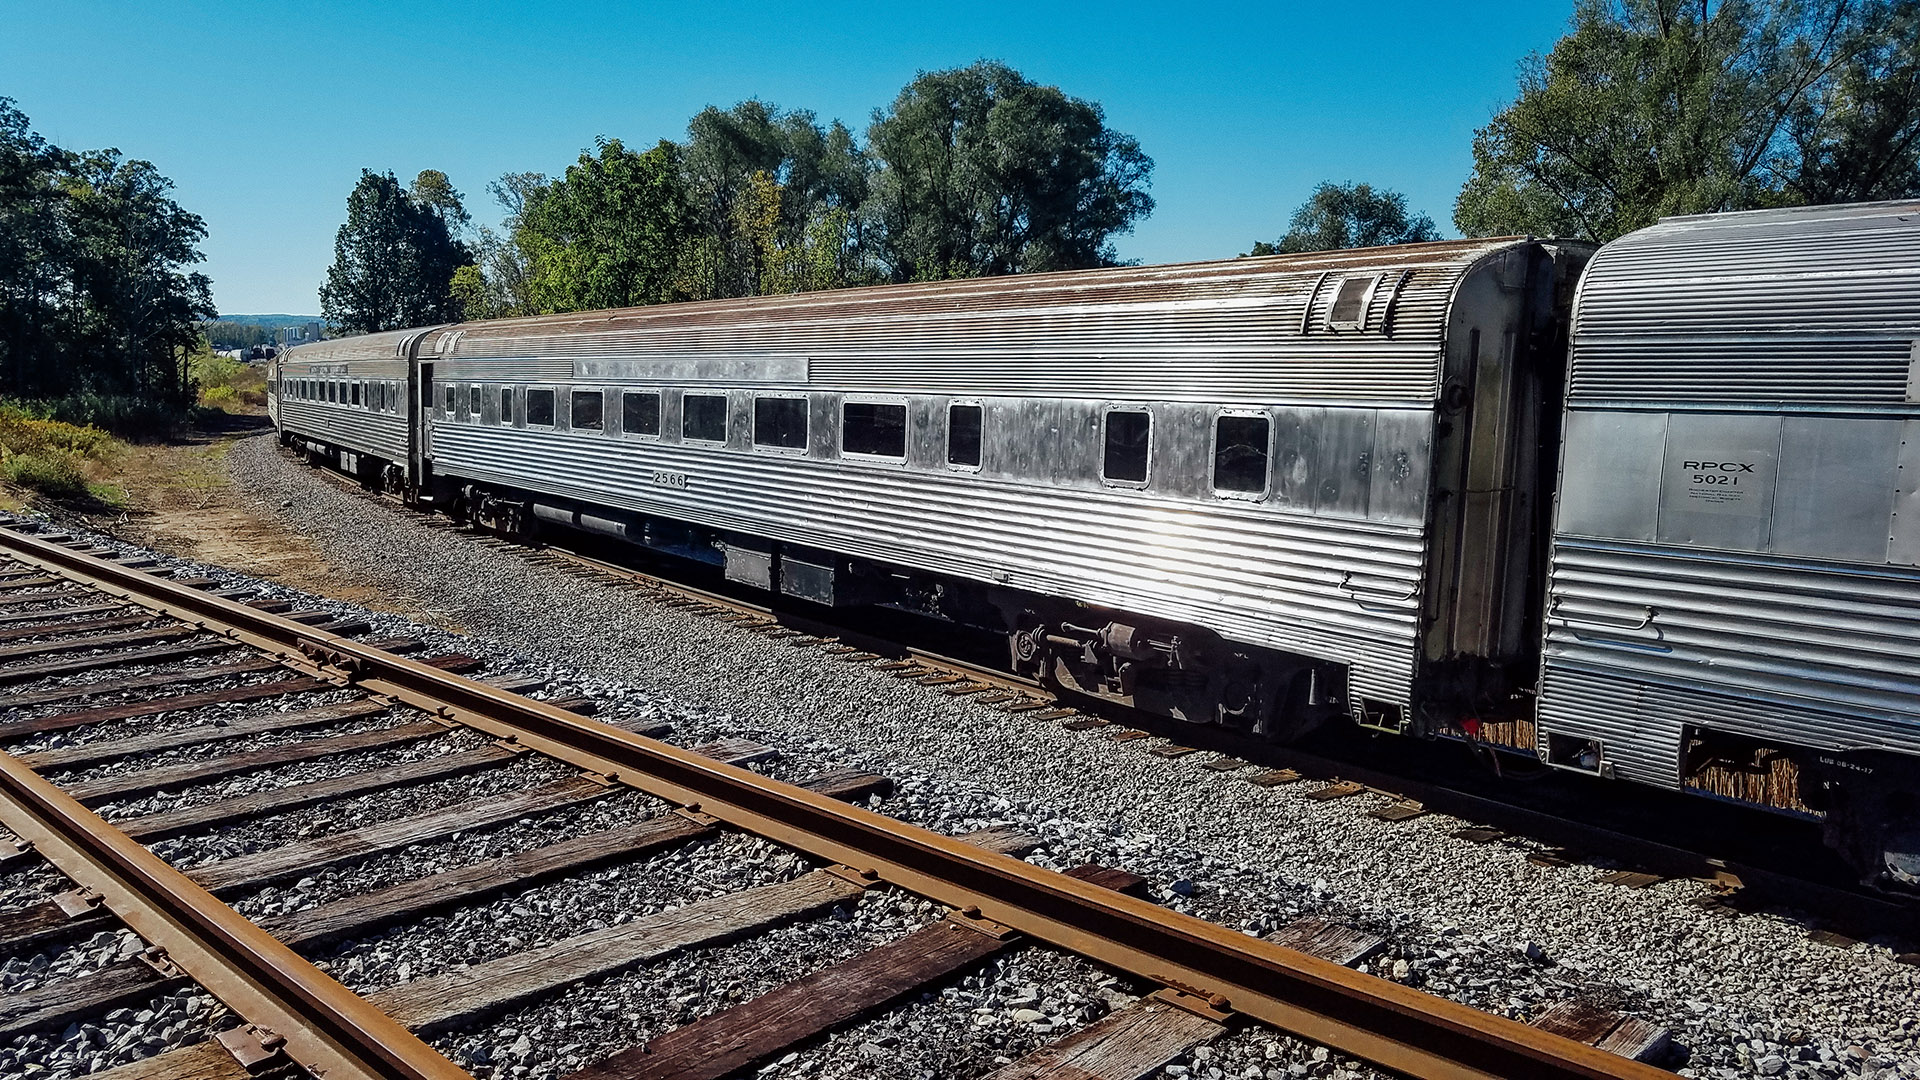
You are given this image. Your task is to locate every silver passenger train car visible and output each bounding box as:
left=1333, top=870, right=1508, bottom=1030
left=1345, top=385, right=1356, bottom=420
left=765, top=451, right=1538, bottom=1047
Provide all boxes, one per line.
left=1537, top=202, right=1920, bottom=881
left=271, top=202, right=1920, bottom=885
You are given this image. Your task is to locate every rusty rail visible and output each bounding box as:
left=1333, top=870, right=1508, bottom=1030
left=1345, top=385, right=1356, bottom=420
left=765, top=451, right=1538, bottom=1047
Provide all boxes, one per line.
left=0, top=523, right=1669, bottom=1080
left=0, top=748, right=469, bottom=1080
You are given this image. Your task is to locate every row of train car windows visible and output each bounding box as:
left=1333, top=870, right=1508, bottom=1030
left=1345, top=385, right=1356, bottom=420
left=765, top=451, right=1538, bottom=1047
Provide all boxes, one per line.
left=448, top=386, right=1269, bottom=496
left=286, top=378, right=404, bottom=413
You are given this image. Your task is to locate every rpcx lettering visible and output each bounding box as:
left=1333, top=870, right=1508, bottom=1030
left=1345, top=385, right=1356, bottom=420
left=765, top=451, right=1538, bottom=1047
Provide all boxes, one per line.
left=1682, top=461, right=1755, bottom=472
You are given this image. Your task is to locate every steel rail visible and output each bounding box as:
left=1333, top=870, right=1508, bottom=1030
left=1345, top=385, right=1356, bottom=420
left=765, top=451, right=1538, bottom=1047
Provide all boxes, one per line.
left=0, top=524, right=1667, bottom=1080
left=0, top=746, right=470, bottom=1080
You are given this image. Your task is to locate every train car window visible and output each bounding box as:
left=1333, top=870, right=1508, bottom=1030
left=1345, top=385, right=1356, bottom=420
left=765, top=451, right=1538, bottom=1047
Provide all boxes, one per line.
left=470, top=385, right=483, bottom=421
left=843, top=402, right=907, bottom=458
left=948, top=403, right=983, bottom=467
left=1213, top=414, right=1271, bottom=495
left=1327, top=275, right=1376, bottom=329
left=572, top=389, right=604, bottom=430
left=443, top=385, right=456, bottom=418
left=622, top=391, right=660, bottom=436
left=753, top=396, right=807, bottom=449
left=500, top=387, right=513, bottom=424
left=350, top=382, right=361, bottom=407
left=684, top=393, right=727, bottom=442
left=1102, top=409, right=1151, bottom=484
left=527, top=388, right=556, bottom=426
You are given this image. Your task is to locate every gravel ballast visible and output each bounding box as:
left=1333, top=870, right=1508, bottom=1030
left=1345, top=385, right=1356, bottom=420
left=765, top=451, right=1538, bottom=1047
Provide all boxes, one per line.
left=220, top=435, right=1919, bottom=1079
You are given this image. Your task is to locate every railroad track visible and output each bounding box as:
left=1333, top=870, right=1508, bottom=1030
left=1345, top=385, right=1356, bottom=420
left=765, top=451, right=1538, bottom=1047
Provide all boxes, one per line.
left=305, top=460, right=1917, bottom=947
left=0, top=517, right=1688, bottom=1080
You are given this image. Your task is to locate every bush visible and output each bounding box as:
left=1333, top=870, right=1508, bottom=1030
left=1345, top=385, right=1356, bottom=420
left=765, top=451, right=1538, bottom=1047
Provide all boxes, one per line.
left=3, top=451, right=89, bottom=498
left=190, top=345, right=267, bottom=413
left=0, top=406, right=114, bottom=460
left=13, top=393, right=183, bottom=440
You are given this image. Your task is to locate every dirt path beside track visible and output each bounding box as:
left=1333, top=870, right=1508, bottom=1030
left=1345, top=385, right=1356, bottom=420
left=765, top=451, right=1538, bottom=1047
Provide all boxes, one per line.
left=17, top=418, right=447, bottom=626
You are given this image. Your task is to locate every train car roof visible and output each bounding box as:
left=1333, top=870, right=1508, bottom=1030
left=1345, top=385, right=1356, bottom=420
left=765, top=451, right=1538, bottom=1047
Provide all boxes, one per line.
left=285, top=237, right=1587, bottom=405
left=1569, top=200, right=1920, bottom=406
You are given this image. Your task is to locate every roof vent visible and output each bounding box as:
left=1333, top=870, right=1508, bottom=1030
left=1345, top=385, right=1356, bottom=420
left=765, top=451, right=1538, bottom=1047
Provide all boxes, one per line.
left=1327, top=275, right=1377, bottom=330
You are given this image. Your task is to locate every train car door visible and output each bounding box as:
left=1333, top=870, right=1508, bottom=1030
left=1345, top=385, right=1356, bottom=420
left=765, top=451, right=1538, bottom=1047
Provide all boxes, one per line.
left=412, top=360, right=433, bottom=491
left=400, top=325, right=447, bottom=505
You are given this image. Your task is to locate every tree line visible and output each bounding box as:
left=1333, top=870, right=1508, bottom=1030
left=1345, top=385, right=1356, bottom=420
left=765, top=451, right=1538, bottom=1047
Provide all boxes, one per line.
left=329, top=3, right=1918, bottom=338
left=0, top=98, right=216, bottom=423
left=323, top=61, right=1155, bottom=334
left=1251, top=1, right=1917, bottom=254
left=1452, top=0, right=1918, bottom=242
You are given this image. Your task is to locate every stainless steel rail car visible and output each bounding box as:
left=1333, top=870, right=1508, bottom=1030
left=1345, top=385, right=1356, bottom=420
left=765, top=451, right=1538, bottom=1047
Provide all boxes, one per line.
left=1535, top=201, right=1920, bottom=883
left=272, top=327, right=429, bottom=484
left=273, top=238, right=1591, bottom=743
left=269, top=204, right=1920, bottom=884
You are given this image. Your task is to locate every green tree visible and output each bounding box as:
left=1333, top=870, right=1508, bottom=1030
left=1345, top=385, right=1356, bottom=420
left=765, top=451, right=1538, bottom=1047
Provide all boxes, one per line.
left=407, top=169, right=473, bottom=241
left=680, top=101, right=874, bottom=296
left=201, top=321, right=272, bottom=350
left=0, top=98, right=76, bottom=397
left=60, top=149, right=217, bottom=401
left=1787, top=0, right=1920, bottom=202
left=1456, top=0, right=1920, bottom=242
left=513, top=138, right=698, bottom=313
left=320, top=169, right=470, bottom=335
left=1249, top=182, right=1441, bottom=255
left=866, top=61, right=1154, bottom=281
left=0, top=98, right=214, bottom=407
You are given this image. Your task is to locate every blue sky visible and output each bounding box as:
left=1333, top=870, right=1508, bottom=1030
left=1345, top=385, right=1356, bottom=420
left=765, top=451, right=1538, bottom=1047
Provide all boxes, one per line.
left=4, top=1, right=1576, bottom=315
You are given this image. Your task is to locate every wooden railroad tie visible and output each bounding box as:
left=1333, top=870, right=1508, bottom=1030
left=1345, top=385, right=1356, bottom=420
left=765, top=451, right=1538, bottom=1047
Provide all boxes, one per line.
left=1530, top=1000, right=1670, bottom=1063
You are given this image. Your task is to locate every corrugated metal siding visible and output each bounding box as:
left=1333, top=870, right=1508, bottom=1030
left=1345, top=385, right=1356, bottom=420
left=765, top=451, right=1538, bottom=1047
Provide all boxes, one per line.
left=414, top=240, right=1524, bottom=406
left=1570, top=201, right=1920, bottom=405
left=1540, top=539, right=1920, bottom=779
left=1535, top=669, right=1688, bottom=787
left=278, top=400, right=408, bottom=462
left=431, top=422, right=1426, bottom=702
